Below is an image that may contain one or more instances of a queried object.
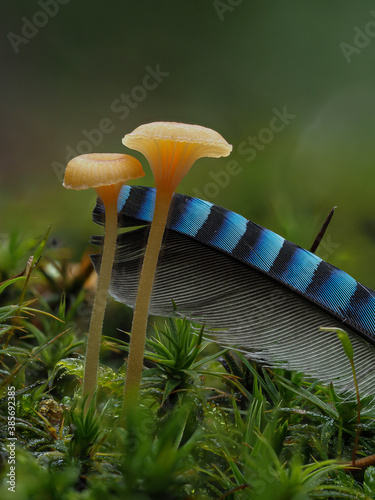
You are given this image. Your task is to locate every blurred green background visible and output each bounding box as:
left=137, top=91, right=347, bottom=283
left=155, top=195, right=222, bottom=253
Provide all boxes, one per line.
left=1, top=1, right=375, bottom=287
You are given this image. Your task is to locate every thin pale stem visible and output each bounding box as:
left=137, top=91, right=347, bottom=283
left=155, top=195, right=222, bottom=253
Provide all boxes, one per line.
left=83, top=188, right=120, bottom=410
left=122, top=188, right=173, bottom=419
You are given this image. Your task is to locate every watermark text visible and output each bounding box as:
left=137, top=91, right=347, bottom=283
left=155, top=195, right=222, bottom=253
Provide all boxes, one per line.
left=193, top=106, right=296, bottom=200
left=7, top=0, right=71, bottom=54
left=340, top=10, right=375, bottom=63
left=52, top=64, right=169, bottom=182
left=6, top=386, right=17, bottom=493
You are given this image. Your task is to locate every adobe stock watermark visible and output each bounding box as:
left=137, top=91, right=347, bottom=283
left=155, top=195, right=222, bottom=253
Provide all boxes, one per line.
left=6, top=385, right=17, bottom=493
left=7, top=0, right=71, bottom=54
left=51, top=64, right=169, bottom=183
left=340, top=10, right=375, bottom=63
left=192, top=106, right=296, bottom=200
left=315, top=234, right=340, bottom=261
left=213, top=0, right=243, bottom=22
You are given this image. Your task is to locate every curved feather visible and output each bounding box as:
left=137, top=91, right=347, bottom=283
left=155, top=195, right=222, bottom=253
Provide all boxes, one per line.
left=92, top=185, right=375, bottom=394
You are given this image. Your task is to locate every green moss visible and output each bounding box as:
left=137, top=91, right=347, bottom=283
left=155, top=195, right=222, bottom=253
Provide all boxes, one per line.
left=1, top=232, right=375, bottom=499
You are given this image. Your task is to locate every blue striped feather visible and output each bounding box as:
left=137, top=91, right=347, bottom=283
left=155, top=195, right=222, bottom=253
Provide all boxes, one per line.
left=92, top=185, right=375, bottom=394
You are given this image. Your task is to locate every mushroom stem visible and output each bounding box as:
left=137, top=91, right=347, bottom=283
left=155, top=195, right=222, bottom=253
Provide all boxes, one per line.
left=122, top=188, right=173, bottom=417
left=83, top=184, right=121, bottom=409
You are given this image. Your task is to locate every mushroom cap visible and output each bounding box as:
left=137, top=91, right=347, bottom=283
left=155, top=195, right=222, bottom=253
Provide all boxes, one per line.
left=122, top=122, right=232, bottom=192
left=63, top=153, right=145, bottom=190
left=123, top=122, right=232, bottom=158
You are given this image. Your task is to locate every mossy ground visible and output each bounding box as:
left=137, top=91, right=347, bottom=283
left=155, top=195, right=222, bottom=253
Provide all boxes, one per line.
left=1, top=232, right=375, bottom=500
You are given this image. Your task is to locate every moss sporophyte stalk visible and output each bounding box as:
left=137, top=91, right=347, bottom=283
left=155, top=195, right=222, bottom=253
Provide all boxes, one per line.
left=63, top=153, right=145, bottom=409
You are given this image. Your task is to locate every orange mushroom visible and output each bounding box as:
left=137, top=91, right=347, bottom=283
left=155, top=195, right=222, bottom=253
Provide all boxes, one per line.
left=63, top=153, right=145, bottom=408
left=121, top=122, right=232, bottom=415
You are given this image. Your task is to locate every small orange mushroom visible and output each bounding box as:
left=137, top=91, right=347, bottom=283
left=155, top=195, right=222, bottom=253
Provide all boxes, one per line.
left=63, top=153, right=145, bottom=408
left=121, top=122, right=232, bottom=415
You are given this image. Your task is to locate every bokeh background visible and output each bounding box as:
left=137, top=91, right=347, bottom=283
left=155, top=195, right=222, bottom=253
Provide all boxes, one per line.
left=2, top=1, right=375, bottom=287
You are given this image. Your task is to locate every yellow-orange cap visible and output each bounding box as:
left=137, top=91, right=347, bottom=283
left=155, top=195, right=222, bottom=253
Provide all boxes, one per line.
left=63, top=153, right=145, bottom=190
left=122, top=122, right=232, bottom=192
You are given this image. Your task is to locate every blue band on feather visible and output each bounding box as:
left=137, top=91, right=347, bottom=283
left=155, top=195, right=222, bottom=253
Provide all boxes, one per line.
left=246, top=228, right=285, bottom=272
left=117, top=185, right=132, bottom=212
left=208, top=210, right=248, bottom=252
left=315, top=268, right=358, bottom=316
left=93, top=185, right=375, bottom=342
left=134, top=187, right=156, bottom=220
left=171, top=197, right=213, bottom=237
left=278, top=247, right=322, bottom=293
